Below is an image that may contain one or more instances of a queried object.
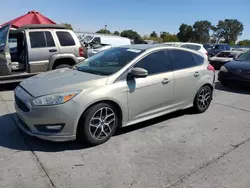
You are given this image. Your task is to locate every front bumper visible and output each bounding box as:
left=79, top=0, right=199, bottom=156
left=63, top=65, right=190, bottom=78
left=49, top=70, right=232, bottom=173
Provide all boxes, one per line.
left=14, top=87, right=81, bottom=142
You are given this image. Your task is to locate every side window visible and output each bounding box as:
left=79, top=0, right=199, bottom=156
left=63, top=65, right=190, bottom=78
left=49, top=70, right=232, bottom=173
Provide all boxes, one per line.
left=192, top=53, right=204, bottom=65
left=29, top=32, right=46, bottom=48
left=45, top=31, right=55, bottom=47
left=170, top=49, right=196, bottom=70
left=180, top=44, right=188, bottom=48
left=219, top=45, right=224, bottom=50
left=92, top=37, right=101, bottom=44
left=214, top=45, right=219, bottom=50
left=56, top=31, right=76, bottom=46
left=135, top=50, right=170, bottom=75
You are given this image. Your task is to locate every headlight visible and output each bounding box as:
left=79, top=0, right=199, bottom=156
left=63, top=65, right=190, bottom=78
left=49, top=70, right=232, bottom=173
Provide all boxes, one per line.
left=220, top=66, right=228, bottom=72
left=32, top=90, right=81, bottom=106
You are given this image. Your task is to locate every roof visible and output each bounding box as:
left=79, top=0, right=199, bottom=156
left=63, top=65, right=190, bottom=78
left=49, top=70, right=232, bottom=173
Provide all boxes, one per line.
left=121, top=44, right=165, bottom=50
left=1, top=10, right=56, bottom=28
left=17, top=24, right=66, bottom=30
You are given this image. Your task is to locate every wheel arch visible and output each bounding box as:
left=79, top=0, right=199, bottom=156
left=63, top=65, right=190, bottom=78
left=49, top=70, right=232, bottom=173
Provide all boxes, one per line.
left=76, top=99, right=123, bottom=138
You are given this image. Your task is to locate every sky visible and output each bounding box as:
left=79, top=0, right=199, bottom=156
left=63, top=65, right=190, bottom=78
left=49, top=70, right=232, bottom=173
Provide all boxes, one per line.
left=1, top=0, right=250, bottom=40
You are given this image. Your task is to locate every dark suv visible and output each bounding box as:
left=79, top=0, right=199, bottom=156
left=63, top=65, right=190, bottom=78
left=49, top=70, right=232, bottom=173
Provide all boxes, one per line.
left=204, top=43, right=231, bottom=57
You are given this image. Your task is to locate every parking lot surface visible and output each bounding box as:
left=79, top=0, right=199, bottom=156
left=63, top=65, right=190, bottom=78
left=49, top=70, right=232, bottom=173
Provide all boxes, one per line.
left=1, top=80, right=250, bottom=188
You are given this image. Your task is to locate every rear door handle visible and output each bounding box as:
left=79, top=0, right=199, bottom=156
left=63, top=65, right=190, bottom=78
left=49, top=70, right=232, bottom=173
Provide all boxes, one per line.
left=49, top=49, right=57, bottom=52
left=162, top=78, right=170, bottom=84
left=194, top=72, right=200, bottom=77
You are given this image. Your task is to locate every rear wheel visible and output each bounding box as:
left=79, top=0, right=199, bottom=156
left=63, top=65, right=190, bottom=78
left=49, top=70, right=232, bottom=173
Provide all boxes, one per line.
left=77, top=103, right=118, bottom=145
left=193, top=85, right=212, bottom=113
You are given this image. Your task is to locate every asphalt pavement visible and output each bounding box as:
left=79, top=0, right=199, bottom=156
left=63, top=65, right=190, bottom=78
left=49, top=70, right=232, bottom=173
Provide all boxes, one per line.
left=0, top=81, right=250, bottom=188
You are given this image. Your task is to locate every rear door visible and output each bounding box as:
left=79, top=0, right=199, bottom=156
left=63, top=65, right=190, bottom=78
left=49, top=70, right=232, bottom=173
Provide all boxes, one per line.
left=0, top=25, right=12, bottom=76
left=26, top=30, right=58, bottom=73
left=170, top=49, right=204, bottom=106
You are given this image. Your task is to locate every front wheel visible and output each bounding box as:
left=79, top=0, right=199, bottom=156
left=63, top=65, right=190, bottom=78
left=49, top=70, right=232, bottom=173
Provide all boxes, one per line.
left=193, top=85, right=212, bottom=113
left=77, top=103, right=119, bottom=145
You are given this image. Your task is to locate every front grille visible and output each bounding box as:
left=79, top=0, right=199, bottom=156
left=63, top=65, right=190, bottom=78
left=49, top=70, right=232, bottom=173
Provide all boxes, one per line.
left=15, top=95, right=30, bottom=112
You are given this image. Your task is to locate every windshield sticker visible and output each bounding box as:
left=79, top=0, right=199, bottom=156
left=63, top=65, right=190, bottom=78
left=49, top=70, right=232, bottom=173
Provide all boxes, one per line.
left=127, top=49, right=142, bottom=53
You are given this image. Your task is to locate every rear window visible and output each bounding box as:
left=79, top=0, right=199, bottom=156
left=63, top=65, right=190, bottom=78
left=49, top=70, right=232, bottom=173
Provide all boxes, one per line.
left=217, top=52, right=238, bottom=58
left=56, top=31, right=75, bottom=46
left=181, top=44, right=201, bottom=51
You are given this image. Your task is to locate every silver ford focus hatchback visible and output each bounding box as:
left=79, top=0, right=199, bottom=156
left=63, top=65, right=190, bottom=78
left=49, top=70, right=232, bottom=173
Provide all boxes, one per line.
left=14, top=45, right=215, bottom=145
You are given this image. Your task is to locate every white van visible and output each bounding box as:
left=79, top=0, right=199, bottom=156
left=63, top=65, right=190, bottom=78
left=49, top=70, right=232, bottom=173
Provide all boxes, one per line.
left=82, top=34, right=131, bottom=57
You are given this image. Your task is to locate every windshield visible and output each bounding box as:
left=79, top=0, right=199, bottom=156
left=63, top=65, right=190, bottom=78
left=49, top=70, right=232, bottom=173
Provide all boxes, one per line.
left=235, top=52, right=250, bottom=61
left=76, top=47, right=143, bottom=76
left=83, top=35, right=94, bottom=43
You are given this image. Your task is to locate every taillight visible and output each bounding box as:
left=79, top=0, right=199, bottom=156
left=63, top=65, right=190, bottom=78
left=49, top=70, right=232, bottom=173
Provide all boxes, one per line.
left=79, top=47, right=84, bottom=57
left=207, top=64, right=215, bottom=72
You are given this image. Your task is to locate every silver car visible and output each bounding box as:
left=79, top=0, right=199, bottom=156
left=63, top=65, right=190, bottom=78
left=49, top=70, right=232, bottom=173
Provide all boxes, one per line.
left=14, top=45, right=215, bottom=145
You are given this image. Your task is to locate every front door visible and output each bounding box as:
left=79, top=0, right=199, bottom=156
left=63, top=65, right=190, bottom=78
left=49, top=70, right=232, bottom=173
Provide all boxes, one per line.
left=0, top=24, right=11, bottom=76
left=127, top=50, right=174, bottom=121
left=26, top=30, right=58, bottom=73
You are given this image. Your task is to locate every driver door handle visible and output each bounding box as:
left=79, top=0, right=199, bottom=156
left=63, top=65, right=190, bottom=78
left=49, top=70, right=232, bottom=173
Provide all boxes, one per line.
left=162, top=78, right=170, bottom=84
left=194, top=72, right=200, bottom=77
left=49, top=49, right=57, bottom=52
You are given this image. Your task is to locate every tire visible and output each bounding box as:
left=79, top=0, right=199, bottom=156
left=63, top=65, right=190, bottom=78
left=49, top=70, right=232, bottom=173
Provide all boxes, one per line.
left=193, top=85, right=212, bottom=113
left=77, top=103, right=119, bottom=145
left=55, top=64, right=72, bottom=69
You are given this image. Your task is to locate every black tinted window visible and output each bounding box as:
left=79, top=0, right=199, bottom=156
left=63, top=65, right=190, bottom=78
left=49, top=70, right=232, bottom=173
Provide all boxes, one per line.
left=170, top=50, right=196, bottom=70
left=192, top=53, right=204, bottom=65
left=45, top=32, right=55, bottom=47
left=56, top=31, right=75, bottom=46
left=29, top=32, right=46, bottom=48
left=135, top=50, right=170, bottom=75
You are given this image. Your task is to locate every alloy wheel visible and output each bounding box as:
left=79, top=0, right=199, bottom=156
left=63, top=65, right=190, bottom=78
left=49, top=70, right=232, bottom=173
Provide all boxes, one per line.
left=197, top=87, right=211, bottom=110
left=89, top=107, right=116, bottom=140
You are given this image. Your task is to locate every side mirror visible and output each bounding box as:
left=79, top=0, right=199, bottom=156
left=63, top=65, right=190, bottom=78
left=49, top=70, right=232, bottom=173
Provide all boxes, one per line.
left=130, top=67, right=148, bottom=78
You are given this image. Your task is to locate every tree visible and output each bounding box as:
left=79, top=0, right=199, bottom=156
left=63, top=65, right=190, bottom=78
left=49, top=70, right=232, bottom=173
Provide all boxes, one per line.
left=177, top=24, right=193, bottom=42
left=237, top=40, right=250, bottom=46
left=192, top=20, right=212, bottom=43
left=113, top=31, right=120, bottom=35
left=62, top=23, right=73, bottom=30
left=162, top=33, right=179, bottom=42
left=215, top=19, right=244, bottom=45
left=150, top=31, right=158, bottom=38
left=96, top=29, right=111, bottom=34
left=120, top=30, right=141, bottom=39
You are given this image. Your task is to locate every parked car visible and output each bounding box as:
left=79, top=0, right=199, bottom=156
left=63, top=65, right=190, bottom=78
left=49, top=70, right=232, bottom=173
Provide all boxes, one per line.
left=209, top=51, right=243, bottom=70
left=15, top=44, right=215, bottom=145
left=0, top=24, right=85, bottom=84
left=203, top=43, right=214, bottom=51
left=81, top=34, right=131, bottom=57
left=206, top=43, right=231, bottom=57
left=218, top=52, right=250, bottom=86
left=163, top=42, right=208, bottom=57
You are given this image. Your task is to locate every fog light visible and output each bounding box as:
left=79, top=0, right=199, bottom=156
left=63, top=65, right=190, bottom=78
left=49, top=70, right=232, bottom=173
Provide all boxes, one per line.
left=34, top=124, right=65, bottom=133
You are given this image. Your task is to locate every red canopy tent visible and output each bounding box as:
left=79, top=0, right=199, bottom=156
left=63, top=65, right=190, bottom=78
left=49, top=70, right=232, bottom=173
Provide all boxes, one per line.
left=1, top=10, right=56, bottom=28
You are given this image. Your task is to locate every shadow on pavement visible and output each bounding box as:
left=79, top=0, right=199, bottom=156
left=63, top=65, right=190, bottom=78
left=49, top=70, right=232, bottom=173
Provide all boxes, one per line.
left=0, top=109, right=195, bottom=152
left=215, top=81, right=250, bottom=94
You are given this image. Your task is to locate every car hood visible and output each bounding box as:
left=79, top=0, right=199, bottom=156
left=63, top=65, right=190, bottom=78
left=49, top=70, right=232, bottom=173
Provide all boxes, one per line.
left=209, top=57, right=233, bottom=62
left=225, top=60, right=250, bottom=70
left=20, top=68, right=108, bottom=97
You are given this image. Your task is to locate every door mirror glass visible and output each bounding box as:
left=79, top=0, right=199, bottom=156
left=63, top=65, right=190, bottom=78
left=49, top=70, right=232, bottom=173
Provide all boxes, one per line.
left=130, top=67, right=148, bottom=78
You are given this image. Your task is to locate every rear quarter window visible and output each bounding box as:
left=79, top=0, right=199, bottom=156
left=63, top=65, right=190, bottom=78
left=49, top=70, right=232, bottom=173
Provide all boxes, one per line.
left=56, top=31, right=76, bottom=46
left=192, top=53, right=204, bottom=65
